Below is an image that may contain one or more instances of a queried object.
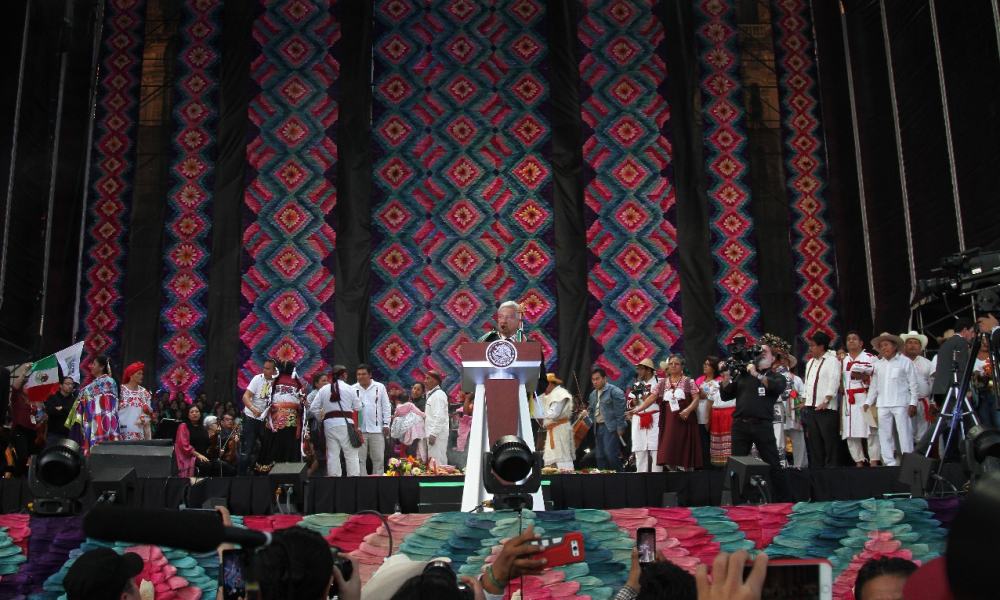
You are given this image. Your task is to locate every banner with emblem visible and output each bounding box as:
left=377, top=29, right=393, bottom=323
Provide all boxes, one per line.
left=55, top=341, right=85, bottom=384
left=24, top=355, right=59, bottom=403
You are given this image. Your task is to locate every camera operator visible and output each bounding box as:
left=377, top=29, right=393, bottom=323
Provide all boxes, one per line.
left=719, top=342, right=790, bottom=501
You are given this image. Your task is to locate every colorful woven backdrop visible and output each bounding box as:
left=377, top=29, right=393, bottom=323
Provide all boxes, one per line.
left=694, top=0, right=760, bottom=348
left=370, top=0, right=557, bottom=391
left=157, top=0, right=222, bottom=400
left=239, top=0, right=340, bottom=386
left=770, top=0, right=839, bottom=341
left=578, top=0, right=683, bottom=382
left=78, top=0, right=148, bottom=379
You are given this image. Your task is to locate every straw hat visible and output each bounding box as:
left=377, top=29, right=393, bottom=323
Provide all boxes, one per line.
left=635, top=358, right=655, bottom=370
left=900, top=331, right=929, bottom=351
left=871, top=331, right=905, bottom=349
left=545, top=372, right=563, bottom=385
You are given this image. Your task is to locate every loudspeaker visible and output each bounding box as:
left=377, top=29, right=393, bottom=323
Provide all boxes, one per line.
left=269, top=462, right=308, bottom=513
left=899, top=452, right=938, bottom=497
left=89, top=466, right=137, bottom=506
left=89, top=442, right=175, bottom=477
left=724, top=456, right=771, bottom=504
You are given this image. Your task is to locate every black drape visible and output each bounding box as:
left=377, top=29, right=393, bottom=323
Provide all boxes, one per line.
left=812, top=0, right=873, bottom=337
left=843, top=0, right=910, bottom=333
left=548, top=1, right=589, bottom=390
left=884, top=0, right=960, bottom=276
left=332, top=0, right=373, bottom=369
left=205, top=0, right=253, bottom=405
left=657, top=1, right=717, bottom=365
left=935, top=0, right=1000, bottom=252
left=121, top=0, right=178, bottom=377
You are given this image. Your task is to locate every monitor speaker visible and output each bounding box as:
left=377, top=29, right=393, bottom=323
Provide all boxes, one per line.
left=723, top=455, right=771, bottom=504
left=89, top=442, right=175, bottom=477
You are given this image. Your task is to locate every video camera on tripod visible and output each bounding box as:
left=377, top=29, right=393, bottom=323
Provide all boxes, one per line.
left=724, top=336, right=763, bottom=378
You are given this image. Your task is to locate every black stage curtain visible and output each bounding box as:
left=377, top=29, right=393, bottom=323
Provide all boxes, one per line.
left=331, top=0, right=374, bottom=369
left=883, top=0, right=960, bottom=276
left=812, top=0, right=873, bottom=337
left=204, top=0, right=254, bottom=405
left=121, top=0, right=178, bottom=377
left=657, top=1, right=718, bottom=363
left=0, top=1, right=60, bottom=362
left=843, top=0, right=910, bottom=333
left=548, top=1, right=589, bottom=388
left=934, top=1, right=1000, bottom=252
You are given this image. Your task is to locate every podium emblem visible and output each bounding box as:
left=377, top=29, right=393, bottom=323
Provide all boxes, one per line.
left=485, top=339, right=517, bottom=368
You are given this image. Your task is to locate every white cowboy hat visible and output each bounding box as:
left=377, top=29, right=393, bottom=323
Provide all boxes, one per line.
left=899, top=331, right=928, bottom=350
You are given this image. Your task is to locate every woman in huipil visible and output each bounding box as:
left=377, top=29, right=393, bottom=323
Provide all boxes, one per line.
left=630, top=355, right=702, bottom=471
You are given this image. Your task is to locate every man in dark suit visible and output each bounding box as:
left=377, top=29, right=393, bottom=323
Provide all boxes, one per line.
left=932, top=317, right=976, bottom=405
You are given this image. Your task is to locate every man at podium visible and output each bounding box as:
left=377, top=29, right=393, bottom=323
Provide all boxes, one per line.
left=478, top=300, right=528, bottom=343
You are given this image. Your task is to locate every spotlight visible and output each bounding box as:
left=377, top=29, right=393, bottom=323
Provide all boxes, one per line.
left=29, top=439, right=87, bottom=515
left=964, top=425, right=1000, bottom=483
left=483, top=435, right=542, bottom=511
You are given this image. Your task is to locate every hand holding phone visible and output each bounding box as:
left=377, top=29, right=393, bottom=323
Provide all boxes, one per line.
left=529, top=532, right=585, bottom=568
left=220, top=549, right=245, bottom=600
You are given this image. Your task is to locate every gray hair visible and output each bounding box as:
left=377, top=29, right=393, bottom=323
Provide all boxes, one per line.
left=203, top=415, right=219, bottom=428
left=498, top=300, right=522, bottom=313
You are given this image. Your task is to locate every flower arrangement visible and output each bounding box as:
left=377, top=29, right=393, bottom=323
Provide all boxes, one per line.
left=385, top=455, right=462, bottom=476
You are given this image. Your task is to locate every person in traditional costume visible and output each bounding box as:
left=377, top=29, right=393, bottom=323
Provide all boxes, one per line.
left=630, top=355, right=703, bottom=471
left=303, top=371, right=329, bottom=476
left=695, top=356, right=722, bottom=468
left=391, top=387, right=428, bottom=461
left=762, top=334, right=804, bottom=468
left=117, top=362, right=152, bottom=441
left=708, top=361, right=735, bottom=467
left=536, top=373, right=575, bottom=470
left=626, top=358, right=660, bottom=472
left=72, top=355, right=121, bottom=454
left=423, top=370, right=450, bottom=466
left=256, top=360, right=305, bottom=473
left=901, top=331, right=935, bottom=443
left=864, top=332, right=919, bottom=466
left=841, top=331, right=881, bottom=466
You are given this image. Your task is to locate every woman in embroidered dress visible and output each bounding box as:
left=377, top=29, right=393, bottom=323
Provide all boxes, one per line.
left=72, top=355, right=121, bottom=454
left=391, top=385, right=428, bottom=460
left=118, top=362, right=153, bottom=441
left=695, top=356, right=721, bottom=468
left=708, top=362, right=735, bottom=467
left=256, top=360, right=305, bottom=473
left=629, top=355, right=703, bottom=471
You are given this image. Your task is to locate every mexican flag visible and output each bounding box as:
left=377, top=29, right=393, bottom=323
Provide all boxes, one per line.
left=24, top=354, right=59, bottom=403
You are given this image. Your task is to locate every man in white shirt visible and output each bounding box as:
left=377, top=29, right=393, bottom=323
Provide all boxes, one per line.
left=864, top=332, right=919, bottom=466
left=239, top=358, right=277, bottom=475
left=309, top=365, right=362, bottom=476
left=801, top=332, right=841, bottom=468
left=841, top=331, right=881, bottom=467
left=900, top=331, right=934, bottom=446
left=627, top=359, right=660, bottom=473
left=353, top=364, right=391, bottom=475
left=423, top=370, right=450, bottom=465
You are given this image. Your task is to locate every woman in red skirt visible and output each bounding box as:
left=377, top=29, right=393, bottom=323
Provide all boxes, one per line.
left=629, top=355, right=702, bottom=470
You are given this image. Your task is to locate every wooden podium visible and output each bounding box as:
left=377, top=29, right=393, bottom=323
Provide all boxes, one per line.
left=460, top=340, right=544, bottom=511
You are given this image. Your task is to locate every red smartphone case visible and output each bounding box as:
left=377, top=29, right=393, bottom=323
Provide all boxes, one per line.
left=531, top=531, right=586, bottom=568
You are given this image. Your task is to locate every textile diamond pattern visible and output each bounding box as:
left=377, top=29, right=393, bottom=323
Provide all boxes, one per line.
left=158, top=0, right=223, bottom=400
left=370, top=0, right=558, bottom=390
left=578, top=0, right=684, bottom=382
left=770, top=0, right=839, bottom=340
left=78, top=0, right=148, bottom=380
left=694, top=0, right=760, bottom=348
left=239, top=0, right=339, bottom=386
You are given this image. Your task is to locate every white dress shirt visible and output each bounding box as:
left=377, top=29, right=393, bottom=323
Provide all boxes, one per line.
left=803, top=350, right=841, bottom=409
left=866, top=353, right=919, bottom=408
left=353, top=380, right=391, bottom=433
left=910, top=355, right=934, bottom=399
left=423, top=386, right=449, bottom=440
left=308, top=380, right=361, bottom=426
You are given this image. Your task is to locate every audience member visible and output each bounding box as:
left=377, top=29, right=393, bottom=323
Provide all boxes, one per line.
left=616, top=547, right=696, bottom=600
left=695, top=550, right=767, bottom=600
left=63, top=547, right=143, bottom=600
left=252, top=526, right=359, bottom=600
left=854, top=556, right=916, bottom=600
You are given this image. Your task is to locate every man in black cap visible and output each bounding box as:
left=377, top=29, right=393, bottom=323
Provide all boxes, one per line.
left=64, top=547, right=143, bottom=600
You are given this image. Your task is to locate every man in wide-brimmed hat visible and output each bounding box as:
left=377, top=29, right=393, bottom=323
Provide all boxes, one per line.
left=627, top=358, right=661, bottom=473
left=539, top=373, right=574, bottom=470
left=864, top=332, right=919, bottom=466
left=900, top=331, right=934, bottom=444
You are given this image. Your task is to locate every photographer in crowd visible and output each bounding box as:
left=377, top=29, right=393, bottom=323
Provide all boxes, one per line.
left=719, top=339, right=789, bottom=501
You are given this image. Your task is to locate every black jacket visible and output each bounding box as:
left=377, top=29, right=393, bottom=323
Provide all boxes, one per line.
left=933, top=334, right=971, bottom=395
left=720, top=370, right=786, bottom=421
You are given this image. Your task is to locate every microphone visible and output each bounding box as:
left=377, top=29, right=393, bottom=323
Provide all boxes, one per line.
left=84, top=506, right=272, bottom=552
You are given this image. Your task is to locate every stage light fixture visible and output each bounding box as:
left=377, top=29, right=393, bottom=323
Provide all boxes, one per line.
left=964, top=425, right=1000, bottom=483
left=28, top=438, right=87, bottom=515
left=482, top=435, right=542, bottom=511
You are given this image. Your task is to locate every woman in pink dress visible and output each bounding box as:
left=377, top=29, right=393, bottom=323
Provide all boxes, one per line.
left=630, top=355, right=703, bottom=470
left=391, top=383, right=427, bottom=460
left=175, top=405, right=209, bottom=477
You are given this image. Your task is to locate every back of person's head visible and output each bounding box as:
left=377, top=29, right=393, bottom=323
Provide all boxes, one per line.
left=390, top=561, right=468, bottom=600
left=947, top=474, right=1000, bottom=599
left=254, top=526, right=333, bottom=600
left=854, top=556, right=916, bottom=600
left=638, top=560, right=696, bottom=600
